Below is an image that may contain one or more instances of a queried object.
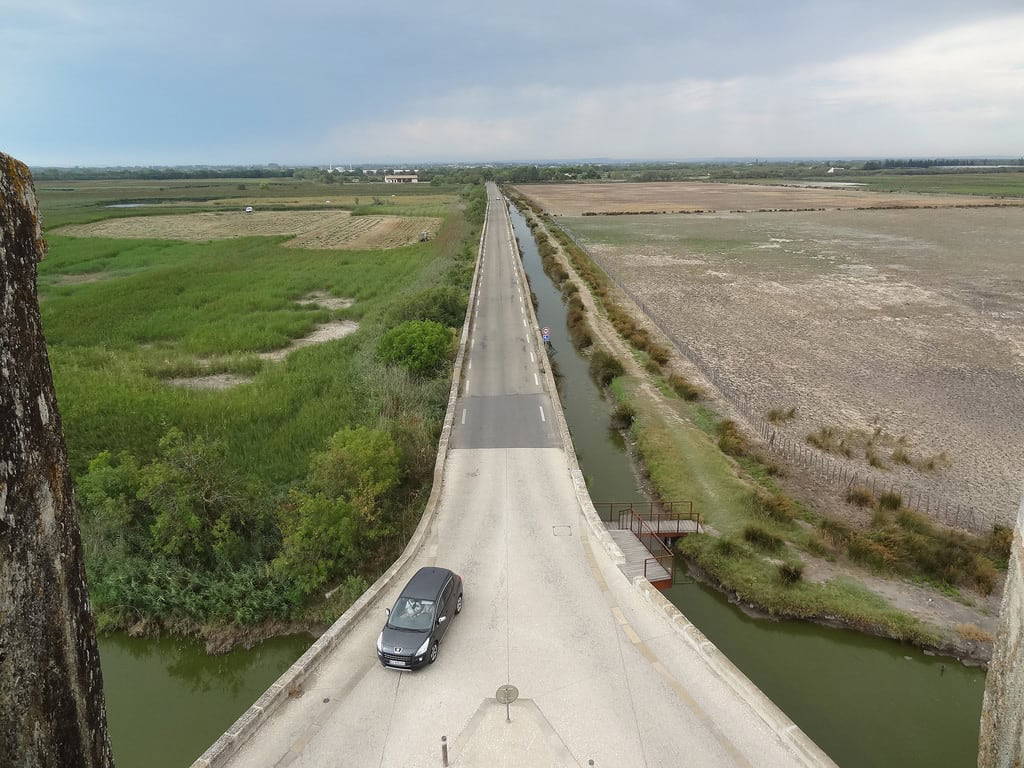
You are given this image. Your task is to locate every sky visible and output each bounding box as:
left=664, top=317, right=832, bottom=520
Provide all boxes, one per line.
left=3, top=0, right=1023, bottom=166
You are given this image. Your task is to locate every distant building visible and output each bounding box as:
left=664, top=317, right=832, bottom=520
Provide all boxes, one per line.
left=827, top=166, right=846, bottom=174
left=384, top=173, right=419, bottom=183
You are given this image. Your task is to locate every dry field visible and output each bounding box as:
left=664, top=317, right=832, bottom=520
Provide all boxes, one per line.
left=57, top=210, right=441, bottom=250
left=565, top=206, right=1024, bottom=527
left=518, top=181, right=1024, bottom=216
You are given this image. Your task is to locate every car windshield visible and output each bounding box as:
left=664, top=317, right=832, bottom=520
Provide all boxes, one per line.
left=388, top=597, right=436, bottom=631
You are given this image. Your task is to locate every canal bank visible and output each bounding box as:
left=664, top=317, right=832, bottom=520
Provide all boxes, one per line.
left=509, top=200, right=986, bottom=768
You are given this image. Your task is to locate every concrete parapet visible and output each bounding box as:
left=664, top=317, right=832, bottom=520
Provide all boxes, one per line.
left=189, top=195, right=490, bottom=768
left=978, top=493, right=1024, bottom=768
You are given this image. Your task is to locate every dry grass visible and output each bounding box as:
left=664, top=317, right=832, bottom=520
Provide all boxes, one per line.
left=58, top=210, right=441, bottom=250
left=516, top=181, right=1022, bottom=216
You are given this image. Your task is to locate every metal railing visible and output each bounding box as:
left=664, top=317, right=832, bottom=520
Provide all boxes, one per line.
left=618, top=507, right=676, bottom=587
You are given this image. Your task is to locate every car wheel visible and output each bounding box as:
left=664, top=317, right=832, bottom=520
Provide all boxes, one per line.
left=455, top=594, right=463, bottom=614
left=428, top=641, right=439, bottom=664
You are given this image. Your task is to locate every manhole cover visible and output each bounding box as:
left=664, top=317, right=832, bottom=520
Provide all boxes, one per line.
left=495, top=684, right=519, bottom=705
left=552, top=525, right=572, bottom=537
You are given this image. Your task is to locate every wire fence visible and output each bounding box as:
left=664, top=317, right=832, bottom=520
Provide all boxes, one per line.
left=559, top=222, right=993, bottom=533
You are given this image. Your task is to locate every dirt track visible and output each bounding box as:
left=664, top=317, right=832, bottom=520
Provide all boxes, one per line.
left=519, top=181, right=1024, bottom=215
left=58, top=211, right=441, bottom=250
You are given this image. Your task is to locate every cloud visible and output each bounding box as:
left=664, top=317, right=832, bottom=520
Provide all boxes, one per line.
left=322, top=13, right=1024, bottom=160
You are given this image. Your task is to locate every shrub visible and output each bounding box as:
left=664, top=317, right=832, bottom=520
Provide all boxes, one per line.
left=878, top=491, right=903, bottom=511
left=716, top=419, right=748, bottom=457
left=714, top=538, right=743, bottom=557
left=589, top=349, right=624, bottom=387
left=806, top=534, right=834, bottom=558
left=956, top=623, right=994, bottom=644
left=668, top=374, right=703, bottom=401
left=987, top=525, right=1013, bottom=562
left=845, top=486, right=874, bottom=507
left=749, top=487, right=796, bottom=523
left=378, top=320, right=451, bottom=376
left=766, top=406, right=797, bottom=423
left=778, top=561, right=805, bottom=585
left=742, top=525, right=783, bottom=551
left=818, top=518, right=854, bottom=547
left=648, top=343, right=671, bottom=365
left=387, top=285, right=469, bottom=328
left=807, top=426, right=854, bottom=457
left=609, top=402, right=635, bottom=430
left=973, top=560, right=999, bottom=596
left=644, top=358, right=662, bottom=375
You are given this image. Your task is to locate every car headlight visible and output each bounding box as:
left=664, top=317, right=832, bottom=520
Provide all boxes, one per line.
left=416, top=637, right=430, bottom=656
left=377, top=632, right=384, bottom=653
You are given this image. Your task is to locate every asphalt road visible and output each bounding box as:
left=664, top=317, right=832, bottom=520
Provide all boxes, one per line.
left=219, top=184, right=827, bottom=768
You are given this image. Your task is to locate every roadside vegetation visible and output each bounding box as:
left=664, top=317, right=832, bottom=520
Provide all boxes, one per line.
left=39, top=180, right=485, bottom=643
left=505, top=185, right=1007, bottom=655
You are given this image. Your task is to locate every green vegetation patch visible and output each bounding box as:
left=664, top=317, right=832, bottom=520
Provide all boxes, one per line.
left=41, top=183, right=486, bottom=632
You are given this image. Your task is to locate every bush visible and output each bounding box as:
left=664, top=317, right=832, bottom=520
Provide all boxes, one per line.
left=378, top=320, right=452, bottom=376
left=387, top=286, right=468, bottom=328
left=716, top=419, right=748, bottom=457
left=749, top=487, right=796, bottom=523
left=714, top=538, right=743, bottom=557
left=766, top=406, right=797, bottom=423
left=668, top=373, right=703, bottom=401
left=845, top=486, right=874, bottom=507
left=588, top=349, right=624, bottom=387
left=878, top=491, right=903, bottom=511
left=609, top=402, right=635, bottom=430
left=742, top=524, right=783, bottom=551
left=987, top=525, right=1013, bottom=562
left=778, top=562, right=805, bottom=585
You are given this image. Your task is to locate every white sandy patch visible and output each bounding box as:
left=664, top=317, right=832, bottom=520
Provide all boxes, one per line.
left=296, top=291, right=355, bottom=310
left=258, top=320, right=359, bottom=361
left=167, top=374, right=254, bottom=390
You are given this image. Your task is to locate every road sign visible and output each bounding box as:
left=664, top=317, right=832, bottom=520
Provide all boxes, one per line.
left=541, top=326, right=551, bottom=343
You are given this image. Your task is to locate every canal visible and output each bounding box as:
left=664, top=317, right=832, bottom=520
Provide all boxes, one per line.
left=509, top=201, right=986, bottom=768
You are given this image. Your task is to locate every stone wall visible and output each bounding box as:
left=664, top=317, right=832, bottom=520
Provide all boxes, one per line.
left=0, top=153, right=114, bottom=767
left=979, top=492, right=1024, bottom=767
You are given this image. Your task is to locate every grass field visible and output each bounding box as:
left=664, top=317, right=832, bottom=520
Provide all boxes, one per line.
left=518, top=180, right=1024, bottom=216
left=37, top=178, right=484, bottom=635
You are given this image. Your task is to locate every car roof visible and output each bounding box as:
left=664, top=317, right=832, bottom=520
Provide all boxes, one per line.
left=400, top=567, right=454, bottom=600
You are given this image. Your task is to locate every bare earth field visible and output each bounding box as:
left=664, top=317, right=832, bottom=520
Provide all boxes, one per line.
left=565, top=206, right=1024, bottom=527
left=57, top=210, right=441, bottom=250
left=519, top=181, right=1024, bottom=216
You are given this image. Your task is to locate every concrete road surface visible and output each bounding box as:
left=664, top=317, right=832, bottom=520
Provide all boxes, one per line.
left=219, top=183, right=830, bottom=768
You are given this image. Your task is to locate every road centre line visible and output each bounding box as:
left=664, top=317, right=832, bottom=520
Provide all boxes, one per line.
left=539, top=405, right=546, bottom=422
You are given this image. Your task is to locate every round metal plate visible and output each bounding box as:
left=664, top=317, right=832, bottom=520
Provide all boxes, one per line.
left=495, top=684, right=519, bottom=705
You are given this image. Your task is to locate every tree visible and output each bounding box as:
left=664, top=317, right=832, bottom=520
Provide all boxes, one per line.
left=1, top=152, right=115, bottom=767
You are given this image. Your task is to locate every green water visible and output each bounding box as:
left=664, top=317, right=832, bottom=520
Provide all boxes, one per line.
left=510, top=203, right=987, bottom=768
left=99, top=633, right=311, bottom=767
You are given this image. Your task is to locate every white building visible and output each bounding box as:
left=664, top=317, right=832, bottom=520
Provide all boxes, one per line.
left=384, top=173, right=419, bottom=183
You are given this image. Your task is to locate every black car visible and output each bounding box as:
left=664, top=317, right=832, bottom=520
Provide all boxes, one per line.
left=377, top=567, right=463, bottom=670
